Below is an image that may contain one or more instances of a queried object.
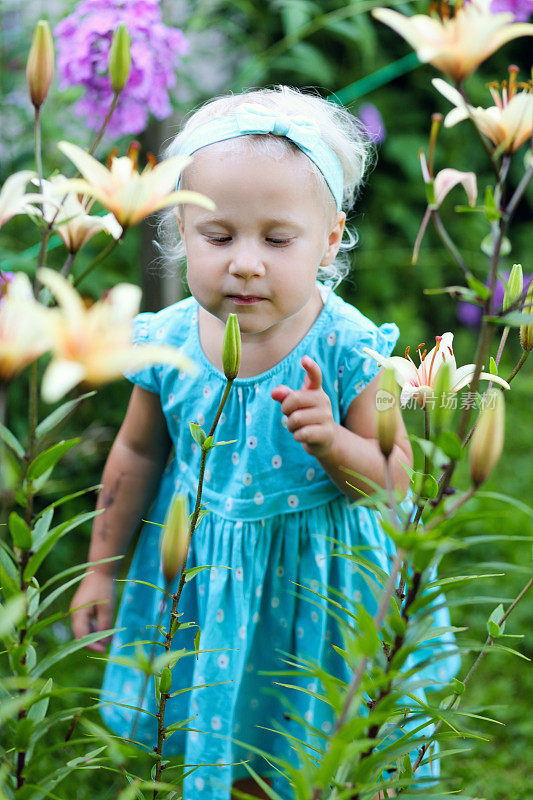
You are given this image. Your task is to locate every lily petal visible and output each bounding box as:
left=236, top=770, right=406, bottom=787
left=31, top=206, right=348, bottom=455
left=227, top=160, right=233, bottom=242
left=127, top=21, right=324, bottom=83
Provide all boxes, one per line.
left=434, top=168, right=477, bottom=207
left=41, top=359, right=87, bottom=403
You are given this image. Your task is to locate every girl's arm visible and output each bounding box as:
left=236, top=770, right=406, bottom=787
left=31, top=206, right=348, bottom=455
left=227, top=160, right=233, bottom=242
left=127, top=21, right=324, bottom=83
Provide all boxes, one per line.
left=70, top=385, right=172, bottom=651
left=272, top=356, right=413, bottom=502
left=317, top=369, right=413, bottom=500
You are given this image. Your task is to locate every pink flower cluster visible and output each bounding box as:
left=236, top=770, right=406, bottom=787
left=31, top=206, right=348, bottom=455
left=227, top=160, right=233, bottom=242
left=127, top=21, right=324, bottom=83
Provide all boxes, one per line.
left=54, top=0, right=189, bottom=137
left=491, top=0, right=533, bottom=21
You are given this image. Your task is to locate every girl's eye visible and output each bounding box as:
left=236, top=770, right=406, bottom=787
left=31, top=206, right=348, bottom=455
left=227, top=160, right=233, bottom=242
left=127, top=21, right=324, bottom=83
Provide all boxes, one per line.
left=206, top=236, right=231, bottom=244
left=206, top=236, right=292, bottom=246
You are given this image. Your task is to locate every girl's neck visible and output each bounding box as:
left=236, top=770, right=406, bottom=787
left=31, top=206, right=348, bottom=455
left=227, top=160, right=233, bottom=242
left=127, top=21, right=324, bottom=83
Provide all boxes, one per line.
left=198, top=285, right=325, bottom=379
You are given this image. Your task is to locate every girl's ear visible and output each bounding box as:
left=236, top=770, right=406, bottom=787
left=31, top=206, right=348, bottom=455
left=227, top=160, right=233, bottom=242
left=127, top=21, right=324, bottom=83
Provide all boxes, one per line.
left=173, top=207, right=184, bottom=238
left=320, top=211, right=346, bottom=266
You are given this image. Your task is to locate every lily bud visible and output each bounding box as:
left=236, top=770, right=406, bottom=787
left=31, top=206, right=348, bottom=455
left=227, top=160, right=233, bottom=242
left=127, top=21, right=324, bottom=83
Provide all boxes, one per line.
left=503, top=263, right=523, bottom=312
left=160, top=494, right=189, bottom=585
left=469, top=389, right=505, bottom=487
left=109, top=23, right=131, bottom=94
left=376, top=367, right=399, bottom=459
left=431, top=360, right=452, bottom=431
left=222, top=313, right=241, bottom=380
left=26, top=20, right=54, bottom=109
left=520, top=280, right=533, bottom=352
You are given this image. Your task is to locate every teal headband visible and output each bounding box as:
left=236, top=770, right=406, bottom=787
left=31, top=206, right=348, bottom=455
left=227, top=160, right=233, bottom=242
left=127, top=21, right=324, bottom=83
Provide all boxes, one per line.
left=176, top=102, right=344, bottom=211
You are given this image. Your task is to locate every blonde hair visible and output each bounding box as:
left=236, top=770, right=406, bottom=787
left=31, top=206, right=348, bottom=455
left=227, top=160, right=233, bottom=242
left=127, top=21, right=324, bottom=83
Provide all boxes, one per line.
left=156, top=85, right=373, bottom=290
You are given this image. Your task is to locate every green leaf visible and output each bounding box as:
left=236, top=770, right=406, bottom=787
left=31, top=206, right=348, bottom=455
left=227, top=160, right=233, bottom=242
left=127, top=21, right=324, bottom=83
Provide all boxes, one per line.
left=27, top=438, right=80, bottom=480
left=31, top=628, right=119, bottom=678
left=0, top=422, right=25, bottom=459
left=423, top=285, right=480, bottom=302
left=27, top=678, right=53, bottom=724
left=194, top=626, right=201, bottom=660
left=436, top=430, right=463, bottom=461
left=484, top=185, right=501, bottom=222
left=452, top=678, right=465, bottom=695
left=32, top=508, right=54, bottom=550
left=489, top=356, right=498, bottom=375
left=189, top=422, right=206, bottom=446
left=487, top=603, right=506, bottom=637
left=0, top=594, right=27, bottom=638
left=24, top=510, right=101, bottom=582
left=465, top=272, right=491, bottom=300
left=0, top=542, right=20, bottom=597
left=496, top=311, right=533, bottom=327
left=184, top=565, right=212, bottom=582
left=9, top=512, right=32, bottom=550
left=35, top=391, right=96, bottom=441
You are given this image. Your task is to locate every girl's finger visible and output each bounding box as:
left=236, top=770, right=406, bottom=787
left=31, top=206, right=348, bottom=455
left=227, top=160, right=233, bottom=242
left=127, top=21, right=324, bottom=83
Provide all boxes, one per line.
left=301, top=356, right=322, bottom=390
left=286, top=407, right=326, bottom=433
left=271, top=385, right=292, bottom=403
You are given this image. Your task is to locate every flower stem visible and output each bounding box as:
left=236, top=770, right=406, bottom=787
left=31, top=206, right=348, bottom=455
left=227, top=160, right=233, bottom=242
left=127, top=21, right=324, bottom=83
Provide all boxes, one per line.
left=73, top=237, right=121, bottom=288
left=34, top=106, right=43, bottom=182
left=431, top=211, right=471, bottom=279
left=88, top=92, right=120, bottom=156
left=507, top=351, right=529, bottom=383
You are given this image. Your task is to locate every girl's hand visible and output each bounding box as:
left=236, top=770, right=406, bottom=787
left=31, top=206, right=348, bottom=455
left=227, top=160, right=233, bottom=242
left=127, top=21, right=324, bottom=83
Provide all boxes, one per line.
left=70, top=570, right=115, bottom=653
left=271, top=356, right=336, bottom=458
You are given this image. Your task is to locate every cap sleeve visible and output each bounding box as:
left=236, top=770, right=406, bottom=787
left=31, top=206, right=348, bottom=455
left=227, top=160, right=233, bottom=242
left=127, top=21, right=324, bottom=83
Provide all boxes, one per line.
left=339, top=321, right=399, bottom=420
left=124, top=312, right=161, bottom=394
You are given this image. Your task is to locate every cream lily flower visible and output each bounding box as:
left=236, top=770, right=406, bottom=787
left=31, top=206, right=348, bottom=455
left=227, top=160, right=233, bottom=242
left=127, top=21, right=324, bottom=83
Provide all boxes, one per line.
left=55, top=141, right=215, bottom=228
left=37, top=268, right=198, bottom=403
left=433, top=75, right=533, bottom=153
left=363, top=331, right=510, bottom=407
left=0, top=272, right=53, bottom=380
left=0, top=171, right=38, bottom=228
left=27, top=175, right=122, bottom=253
left=372, top=0, right=533, bottom=83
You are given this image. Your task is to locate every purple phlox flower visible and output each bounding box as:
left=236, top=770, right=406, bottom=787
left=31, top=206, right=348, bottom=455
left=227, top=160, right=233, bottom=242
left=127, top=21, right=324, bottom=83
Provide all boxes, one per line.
left=358, top=103, right=386, bottom=144
left=54, top=0, right=190, bottom=138
left=490, top=0, right=533, bottom=21
left=457, top=271, right=533, bottom=327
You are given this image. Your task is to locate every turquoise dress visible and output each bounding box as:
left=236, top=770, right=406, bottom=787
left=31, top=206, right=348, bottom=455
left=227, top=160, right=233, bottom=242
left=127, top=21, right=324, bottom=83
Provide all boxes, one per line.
left=100, top=282, right=459, bottom=799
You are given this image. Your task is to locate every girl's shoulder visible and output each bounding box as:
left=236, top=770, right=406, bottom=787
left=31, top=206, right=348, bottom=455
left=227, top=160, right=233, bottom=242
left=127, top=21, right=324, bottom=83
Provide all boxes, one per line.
left=324, top=287, right=399, bottom=349
left=131, top=295, right=196, bottom=348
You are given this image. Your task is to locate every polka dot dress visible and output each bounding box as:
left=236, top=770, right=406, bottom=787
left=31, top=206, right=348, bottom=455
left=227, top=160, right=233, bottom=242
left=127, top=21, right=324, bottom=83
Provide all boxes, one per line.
left=100, top=283, right=460, bottom=800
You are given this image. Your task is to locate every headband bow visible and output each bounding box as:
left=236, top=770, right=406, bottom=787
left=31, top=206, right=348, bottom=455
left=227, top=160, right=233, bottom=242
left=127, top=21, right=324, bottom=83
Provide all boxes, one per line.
left=234, top=103, right=322, bottom=152
left=175, top=102, right=344, bottom=210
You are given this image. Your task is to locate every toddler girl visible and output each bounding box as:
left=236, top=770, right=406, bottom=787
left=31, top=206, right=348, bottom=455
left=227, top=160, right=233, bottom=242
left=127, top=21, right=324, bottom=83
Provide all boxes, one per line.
left=70, top=85, right=458, bottom=800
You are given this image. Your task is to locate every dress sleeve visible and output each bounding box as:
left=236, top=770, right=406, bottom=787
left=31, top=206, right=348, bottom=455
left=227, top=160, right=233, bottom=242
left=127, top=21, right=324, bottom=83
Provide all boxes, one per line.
left=123, top=312, right=161, bottom=394
left=339, top=321, right=399, bottom=420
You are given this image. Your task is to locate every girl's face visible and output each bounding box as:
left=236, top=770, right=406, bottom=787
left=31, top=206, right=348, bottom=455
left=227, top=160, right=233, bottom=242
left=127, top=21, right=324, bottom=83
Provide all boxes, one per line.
left=176, top=140, right=345, bottom=341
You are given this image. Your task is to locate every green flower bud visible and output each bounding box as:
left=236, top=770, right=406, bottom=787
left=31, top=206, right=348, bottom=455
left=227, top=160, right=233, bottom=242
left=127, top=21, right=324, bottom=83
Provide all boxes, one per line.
left=469, top=389, right=505, bottom=487
left=160, top=494, right=189, bottom=585
left=430, top=361, right=452, bottom=431
left=160, top=666, right=172, bottom=694
left=26, top=21, right=54, bottom=108
left=109, top=23, right=131, bottom=94
left=503, top=263, right=523, bottom=312
left=375, top=367, right=399, bottom=459
left=221, top=313, right=241, bottom=380
left=520, top=280, right=533, bottom=352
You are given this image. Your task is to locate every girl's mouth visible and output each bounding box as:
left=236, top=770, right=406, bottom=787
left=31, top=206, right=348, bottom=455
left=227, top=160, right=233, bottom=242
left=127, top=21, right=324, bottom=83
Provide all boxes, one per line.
left=228, top=296, right=264, bottom=305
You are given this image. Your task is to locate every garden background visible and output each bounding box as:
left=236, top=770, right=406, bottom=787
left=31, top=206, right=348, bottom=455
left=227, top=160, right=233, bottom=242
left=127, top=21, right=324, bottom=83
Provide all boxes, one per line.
left=1, top=0, right=532, bottom=796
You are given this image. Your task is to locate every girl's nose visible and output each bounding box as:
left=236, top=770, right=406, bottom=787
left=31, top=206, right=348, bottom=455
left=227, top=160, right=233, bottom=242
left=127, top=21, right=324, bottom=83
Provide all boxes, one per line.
left=228, top=242, right=266, bottom=279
